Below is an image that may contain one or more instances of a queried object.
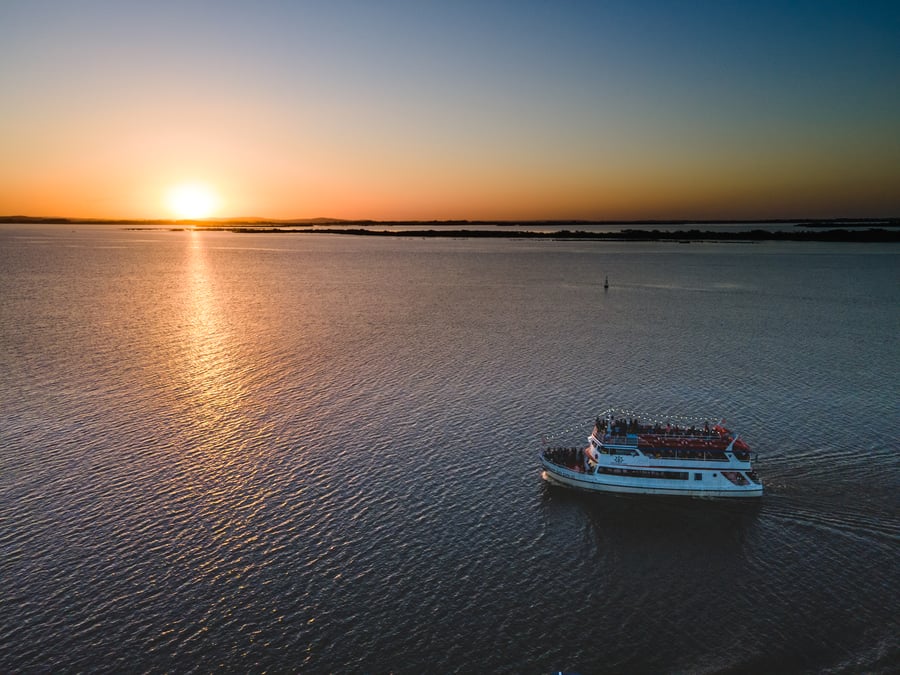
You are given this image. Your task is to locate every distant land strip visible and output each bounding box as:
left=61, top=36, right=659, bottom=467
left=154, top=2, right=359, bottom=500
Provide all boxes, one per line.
left=3, top=215, right=899, bottom=241
left=2, top=215, right=899, bottom=227
left=223, top=227, right=900, bottom=242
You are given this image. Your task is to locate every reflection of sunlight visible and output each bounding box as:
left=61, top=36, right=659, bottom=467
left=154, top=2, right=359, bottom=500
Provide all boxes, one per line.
left=166, top=232, right=273, bottom=571
left=183, top=230, right=242, bottom=434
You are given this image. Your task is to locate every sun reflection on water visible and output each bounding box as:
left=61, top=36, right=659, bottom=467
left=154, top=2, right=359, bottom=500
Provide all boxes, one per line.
left=156, top=231, right=291, bottom=636
left=182, top=231, right=244, bottom=431
left=172, top=233, right=272, bottom=535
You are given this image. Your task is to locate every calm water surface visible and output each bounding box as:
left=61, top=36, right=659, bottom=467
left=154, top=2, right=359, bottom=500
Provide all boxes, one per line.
left=1, top=225, right=898, bottom=673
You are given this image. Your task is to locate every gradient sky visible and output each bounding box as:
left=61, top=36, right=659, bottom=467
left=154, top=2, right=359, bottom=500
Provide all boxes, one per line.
left=2, top=0, right=899, bottom=220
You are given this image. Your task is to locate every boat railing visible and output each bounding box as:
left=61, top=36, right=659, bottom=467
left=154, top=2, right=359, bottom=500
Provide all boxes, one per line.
left=597, top=430, right=731, bottom=441
left=640, top=431, right=728, bottom=441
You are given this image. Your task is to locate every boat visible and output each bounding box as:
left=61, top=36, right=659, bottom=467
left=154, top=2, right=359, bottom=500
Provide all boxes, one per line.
left=540, top=410, right=763, bottom=498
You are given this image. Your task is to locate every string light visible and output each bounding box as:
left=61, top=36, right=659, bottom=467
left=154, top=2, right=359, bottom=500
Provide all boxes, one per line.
left=596, top=407, right=721, bottom=427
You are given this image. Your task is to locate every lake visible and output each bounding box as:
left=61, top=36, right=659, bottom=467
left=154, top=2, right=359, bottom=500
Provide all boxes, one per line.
left=1, top=224, right=898, bottom=673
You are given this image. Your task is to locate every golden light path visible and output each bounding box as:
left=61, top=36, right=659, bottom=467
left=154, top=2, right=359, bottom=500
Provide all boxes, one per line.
left=166, top=183, right=220, bottom=220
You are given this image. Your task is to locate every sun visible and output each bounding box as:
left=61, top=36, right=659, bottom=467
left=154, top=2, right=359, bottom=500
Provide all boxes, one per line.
left=166, top=183, right=219, bottom=220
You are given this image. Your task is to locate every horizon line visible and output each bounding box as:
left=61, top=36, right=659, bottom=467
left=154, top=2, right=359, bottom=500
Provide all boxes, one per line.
left=3, top=215, right=899, bottom=226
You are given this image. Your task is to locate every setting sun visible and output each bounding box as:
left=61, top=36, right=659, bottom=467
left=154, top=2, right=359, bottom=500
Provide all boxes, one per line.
left=166, top=183, right=219, bottom=220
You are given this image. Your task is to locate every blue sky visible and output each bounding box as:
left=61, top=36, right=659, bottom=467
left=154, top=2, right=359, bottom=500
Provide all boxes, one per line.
left=2, top=0, right=899, bottom=219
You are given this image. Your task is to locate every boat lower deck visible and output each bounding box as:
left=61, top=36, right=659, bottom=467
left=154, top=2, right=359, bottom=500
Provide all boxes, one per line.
left=540, top=453, right=763, bottom=498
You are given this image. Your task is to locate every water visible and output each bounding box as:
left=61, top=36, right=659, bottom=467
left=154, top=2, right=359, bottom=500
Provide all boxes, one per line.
left=1, top=224, right=898, bottom=673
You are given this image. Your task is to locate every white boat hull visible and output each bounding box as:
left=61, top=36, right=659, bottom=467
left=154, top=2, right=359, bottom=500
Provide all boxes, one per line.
left=542, top=412, right=764, bottom=498
left=541, top=460, right=763, bottom=499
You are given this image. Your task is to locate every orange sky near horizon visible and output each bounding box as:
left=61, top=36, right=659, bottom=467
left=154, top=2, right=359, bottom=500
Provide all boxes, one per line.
left=2, top=2, right=899, bottom=221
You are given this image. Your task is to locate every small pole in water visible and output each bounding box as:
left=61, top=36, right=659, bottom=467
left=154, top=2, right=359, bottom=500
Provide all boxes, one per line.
left=604, top=275, right=609, bottom=290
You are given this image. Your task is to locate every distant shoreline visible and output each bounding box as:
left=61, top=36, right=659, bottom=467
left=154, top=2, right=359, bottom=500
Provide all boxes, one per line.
left=218, top=227, right=900, bottom=242
left=4, top=215, right=899, bottom=242
left=2, top=215, right=899, bottom=228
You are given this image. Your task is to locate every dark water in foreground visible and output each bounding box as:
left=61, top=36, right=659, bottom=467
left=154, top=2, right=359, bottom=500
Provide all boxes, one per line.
left=2, top=225, right=898, bottom=673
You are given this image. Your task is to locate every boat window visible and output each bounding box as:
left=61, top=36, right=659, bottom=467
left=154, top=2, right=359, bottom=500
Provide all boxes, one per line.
left=598, top=467, right=689, bottom=480
left=694, top=473, right=702, bottom=480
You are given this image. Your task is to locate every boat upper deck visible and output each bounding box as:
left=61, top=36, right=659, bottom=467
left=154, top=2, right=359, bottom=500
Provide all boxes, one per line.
left=592, top=416, right=753, bottom=461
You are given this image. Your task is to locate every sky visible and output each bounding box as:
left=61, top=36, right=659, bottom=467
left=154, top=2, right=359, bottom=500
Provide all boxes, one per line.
left=1, top=0, right=899, bottom=221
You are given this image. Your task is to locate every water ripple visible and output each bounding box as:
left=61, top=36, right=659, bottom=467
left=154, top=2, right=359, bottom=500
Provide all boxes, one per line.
left=1, top=229, right=898, bottom=673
